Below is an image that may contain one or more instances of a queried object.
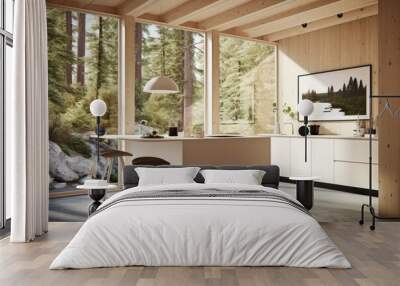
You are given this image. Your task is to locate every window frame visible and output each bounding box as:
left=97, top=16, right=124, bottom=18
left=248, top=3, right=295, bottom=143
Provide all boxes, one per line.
left=0, top=0, right=13, bottom=229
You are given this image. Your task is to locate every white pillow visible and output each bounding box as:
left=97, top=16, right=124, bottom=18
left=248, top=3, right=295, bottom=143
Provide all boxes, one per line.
left=200, top=169, right=266, bottom=185
left=135, top=167, right=200, bottom=186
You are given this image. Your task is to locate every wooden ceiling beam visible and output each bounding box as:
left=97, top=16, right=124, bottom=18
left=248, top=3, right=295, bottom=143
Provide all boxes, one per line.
left=135, top=14, right=204, bottom=33
left=198, top=0, right=285, bottom=31
left=246, top=0, right=378, bottom=38
left=161, top=0, right=226, bottom=25
left=263, top=4, right=378, bottom=42
left=117, top=0, right=158, bottom=17
left=236, top=0, right=337, bottom=32
left=46, top=0, right=120, bottom=17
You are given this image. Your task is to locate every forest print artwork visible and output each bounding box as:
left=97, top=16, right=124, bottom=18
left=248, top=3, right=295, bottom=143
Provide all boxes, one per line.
left=298, top=65, right=371, bottom=121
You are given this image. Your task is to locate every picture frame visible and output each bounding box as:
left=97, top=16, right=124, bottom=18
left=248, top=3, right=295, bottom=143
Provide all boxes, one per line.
left=298, top=64, right=372, bottom=121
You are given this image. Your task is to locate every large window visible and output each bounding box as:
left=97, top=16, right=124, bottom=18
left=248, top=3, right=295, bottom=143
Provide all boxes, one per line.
left=1, top=0, right=14, bottom=228
left=134, top=23, right=205, bottom=136
left=47, top=9, right=119, bottom=199
left=219, top=36, right=276, bottom=135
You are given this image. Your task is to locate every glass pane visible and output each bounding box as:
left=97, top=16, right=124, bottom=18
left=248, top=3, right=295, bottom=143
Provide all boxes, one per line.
left=5, top=0, right=14, bottom=33
left=135, top=23, right=205, bottom=137
left=219, top=36, right=276, bottom=135
left=5, top=43, right=12, bottom=219
left=47, top=9, right=119, bottom=211
left=0, top=0, right=2, bottom=30
left=0, top=38, right=3, bottom=227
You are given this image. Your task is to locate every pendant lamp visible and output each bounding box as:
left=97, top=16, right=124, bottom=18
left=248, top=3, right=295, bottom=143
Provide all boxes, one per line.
left=143, top=36, right=179, bottom=94
left=143, top=75, right=179, bottom=94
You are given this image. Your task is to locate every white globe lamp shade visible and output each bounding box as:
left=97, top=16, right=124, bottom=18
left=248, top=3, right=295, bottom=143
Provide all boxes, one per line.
left=90, top=99, right=107, bottom=117
left=143, top=76, right=179, bottom=94
left=298, top=99, right=314, bottom=116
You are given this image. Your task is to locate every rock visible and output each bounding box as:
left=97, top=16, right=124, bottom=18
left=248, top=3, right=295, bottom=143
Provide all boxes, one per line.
left=49, top=142, right=80, bottom=182
left=66, top=156, right=94, bottom=177
left=49, top=137, right=116, bottom=183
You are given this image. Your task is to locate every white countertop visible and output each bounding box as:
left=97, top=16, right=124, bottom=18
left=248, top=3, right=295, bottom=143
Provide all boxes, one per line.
left=268, top=134, right=378, bottom=141
left=98, top=134, right=271, bottom=141
left=97, top=134, right=377, bottom=141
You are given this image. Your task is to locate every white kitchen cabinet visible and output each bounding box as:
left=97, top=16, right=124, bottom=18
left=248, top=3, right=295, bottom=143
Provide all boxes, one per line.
left=290, top=138, right=312, bottom=177
left=334, top=139, right=378, bottom=164
left=270, top=136, right=379, bottom=190
left=311, top=139, right=334, bottom=183
left=334, top=161, right=379, bottom=190
left=271, top=137, right=291, bottom=177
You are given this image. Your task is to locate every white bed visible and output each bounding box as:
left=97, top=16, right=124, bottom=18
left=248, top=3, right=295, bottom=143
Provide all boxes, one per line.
left=50, top=183, right=351, bottom=269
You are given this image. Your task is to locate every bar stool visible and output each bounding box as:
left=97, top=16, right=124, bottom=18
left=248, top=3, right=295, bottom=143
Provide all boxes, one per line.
left=101, top=149, right=133, bottom=184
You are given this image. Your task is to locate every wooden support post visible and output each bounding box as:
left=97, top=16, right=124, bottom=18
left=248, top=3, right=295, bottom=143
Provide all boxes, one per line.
left=205, top=31, right=220, bottom=135
left=119, top=16, right=136, bottom=181
left=378, top=0, right=400, bottom=217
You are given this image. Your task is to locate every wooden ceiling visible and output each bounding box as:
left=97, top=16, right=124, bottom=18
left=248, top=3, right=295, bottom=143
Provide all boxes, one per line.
left=46, top=0, right=378, bottom=42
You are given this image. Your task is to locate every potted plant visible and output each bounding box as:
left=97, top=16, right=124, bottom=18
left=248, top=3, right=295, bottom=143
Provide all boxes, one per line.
left=282, top=103, right=296, bottom=135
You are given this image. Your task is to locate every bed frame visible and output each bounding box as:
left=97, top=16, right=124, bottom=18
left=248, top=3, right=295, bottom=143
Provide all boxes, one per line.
left=123, top=165, right=280, bottom=189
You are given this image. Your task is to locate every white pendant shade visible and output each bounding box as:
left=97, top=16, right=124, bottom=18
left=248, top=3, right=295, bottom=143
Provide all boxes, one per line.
left=143, top=76, right=179, bottom=94
left=90, top=99, right=107, bottom=117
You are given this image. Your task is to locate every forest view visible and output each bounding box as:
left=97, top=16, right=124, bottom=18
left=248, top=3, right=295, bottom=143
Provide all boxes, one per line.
left=134, top=23, right=205, bottom=136
left=46, top=8, right=277, bottom=190
left=219, top=36, right=276, bottom=135
left=47, top=8, right=119, bottom=190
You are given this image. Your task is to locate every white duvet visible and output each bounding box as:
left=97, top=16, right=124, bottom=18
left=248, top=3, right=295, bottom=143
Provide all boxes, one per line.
left=50, top=183, right=351, bottom=269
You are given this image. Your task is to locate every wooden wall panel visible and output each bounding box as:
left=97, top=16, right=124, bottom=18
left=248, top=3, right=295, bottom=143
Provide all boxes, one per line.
left=378, top=0, right=400, bottom=217
left=182, top=138, right=270, bottom=166
left=278, top=16, right=378, bottom=136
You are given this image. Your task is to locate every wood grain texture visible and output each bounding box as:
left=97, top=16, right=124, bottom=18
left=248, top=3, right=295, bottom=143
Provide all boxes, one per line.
left=1, top=221, right=400, bottom=286
left=377, top=0, right=400, bottom=217
left=278, top=16, right=378, bottom=136
left=205, top=31, right=220, bottom=135
left=265, top=5, right=378, bottom=42
left=182, top=138, right=270, bottom=165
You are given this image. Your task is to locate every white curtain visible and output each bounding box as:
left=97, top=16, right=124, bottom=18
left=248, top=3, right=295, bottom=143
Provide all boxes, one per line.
left=8, top=0, right=49, bottom=242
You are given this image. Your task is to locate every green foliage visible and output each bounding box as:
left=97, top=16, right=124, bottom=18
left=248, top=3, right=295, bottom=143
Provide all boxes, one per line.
left=135, top=23, right=204, bottom=134
left=282, top=103, right=296, bottom=119
left=219, top=36, right=274, bottom=122
left=59, top=136, right=92, bottom=158
left=47, top=8, right=119, bottom=156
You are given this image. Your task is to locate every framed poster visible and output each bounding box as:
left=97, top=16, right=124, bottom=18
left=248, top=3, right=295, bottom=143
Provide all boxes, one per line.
left=298, top=65, right=371, bottom=121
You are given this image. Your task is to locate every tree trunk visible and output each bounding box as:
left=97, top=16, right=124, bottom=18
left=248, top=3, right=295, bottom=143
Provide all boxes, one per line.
left=135, top=22, right=142, bottom=83
left=95, top=16, right=104, bottom=98
left=65, top=11, right=72, bottom=85
left=183, top=31, right=193, bottom=136
left=77, top=13, right=86, bottom=86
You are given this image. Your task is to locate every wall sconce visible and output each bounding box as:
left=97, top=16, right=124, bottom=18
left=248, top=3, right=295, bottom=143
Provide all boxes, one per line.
left=298, top=99, right=314, bottom=162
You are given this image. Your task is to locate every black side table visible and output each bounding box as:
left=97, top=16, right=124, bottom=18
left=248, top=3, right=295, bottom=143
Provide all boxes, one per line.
left=77, top=184, right=117, bottom=215
left=289, top=177, right=318, bottom=210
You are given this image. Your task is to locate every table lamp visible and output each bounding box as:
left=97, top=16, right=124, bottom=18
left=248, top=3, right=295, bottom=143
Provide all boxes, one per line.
left=90, top=99, right=107, bottom=176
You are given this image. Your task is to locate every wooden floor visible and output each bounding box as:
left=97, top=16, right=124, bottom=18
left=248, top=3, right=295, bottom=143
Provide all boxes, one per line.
left=1, top=221, right=400, bottom=286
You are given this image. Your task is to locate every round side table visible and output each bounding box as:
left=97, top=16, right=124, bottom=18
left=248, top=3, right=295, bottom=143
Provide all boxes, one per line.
left=77, top=184, right=118, bottom=215
left=289, top=177, right=319, bottom=210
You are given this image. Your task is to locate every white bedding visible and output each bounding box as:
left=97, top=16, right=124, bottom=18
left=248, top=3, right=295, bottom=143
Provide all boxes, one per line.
left=50, top=183, right=351, bottom=269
